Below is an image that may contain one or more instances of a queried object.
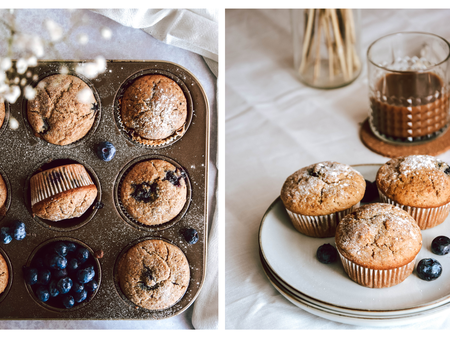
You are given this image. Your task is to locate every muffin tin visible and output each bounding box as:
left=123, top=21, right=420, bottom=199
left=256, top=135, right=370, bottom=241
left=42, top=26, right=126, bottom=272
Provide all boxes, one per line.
left=0, top=60, right=209, bottom=319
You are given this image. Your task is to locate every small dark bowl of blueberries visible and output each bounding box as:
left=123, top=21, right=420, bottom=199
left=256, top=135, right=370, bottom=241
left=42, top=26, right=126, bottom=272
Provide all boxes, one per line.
left=23, top=239, right=100, bottom=310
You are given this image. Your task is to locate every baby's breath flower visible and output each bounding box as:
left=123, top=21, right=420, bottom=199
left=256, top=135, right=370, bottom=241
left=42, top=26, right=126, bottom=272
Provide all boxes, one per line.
left=59, top=65, right=69, bottom=75
left=20, top=78, right=27, bottom=86
left=77, top=33, right=89, bottom=45
left=95, top=56, right=106, bottom=73
left=76, top=87, right=92, bottom=103
left=76, top=63, right=98, bottom=79
left=27, top=56, right=38, bottom=67
left=0, top=58, right=12, bottom=71
left=45, top=19, right=63, bottom=42
left=32, top=74, right=39, bottom=81
left=13, top=77, right=19, bottom=84
left=24, top=85, right=36, bottom=100
left=30, top=36, right=44, bottom=57
left=9, top=116, right=19, bottom=130
left=3, top=85, right=21, bottom=104
left=100, top=27, right=112, bottom=40
left=16, top=58, right=28, bottom=74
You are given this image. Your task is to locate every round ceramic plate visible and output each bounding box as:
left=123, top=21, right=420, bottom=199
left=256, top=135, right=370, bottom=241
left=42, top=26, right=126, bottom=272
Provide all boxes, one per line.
left=259, top=164, right=450, bottom=316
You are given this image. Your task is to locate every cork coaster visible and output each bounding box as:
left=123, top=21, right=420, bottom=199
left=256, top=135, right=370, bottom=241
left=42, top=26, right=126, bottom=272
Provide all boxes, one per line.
left=360, top=118, right=450, bottom=158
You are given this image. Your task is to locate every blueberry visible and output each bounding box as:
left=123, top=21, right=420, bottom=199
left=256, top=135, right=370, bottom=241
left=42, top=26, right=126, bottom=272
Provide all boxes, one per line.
left=56, top=277, right=73, bottom=294
left=53, top=242, right=68, bottom=257
left=431, top=236, right=450, bottom=255
left=65, top=242, right=77, bottom=253
left=361, top=180, right=379, bottom=203
left=73, top=289, right=87, bottom=303
left=72, top=281, right=84, bottom=293
left=11, top=221, right=26, bottom=241
left=53, top=268, right=68, bottom=279
left=316, top=244, right=338, bottom=264
left=75, top=247, right=89, bottom=264
left=35, top=286, right=50, bottom=302
left=23, top=267, right=38, bottom=285
left=37, top=269, right=52, bottom=285
left=182, top=228, right=199, bottom=244
left=62, top=294, right=75, bottom=309
left=48, top=280, right=60, bottom=297
left=46, top=253, right=67, bottom=270
left=76, top=266, right=95, bottom=284
left=84, top=279, right=98, bottom=293
left=0, top=227, right=12, bottom=244
left=67, top=258, right=79, bottom=271
left=417, top=258, right=443, bottom=281
left=96, top=141, right=116, bottom=162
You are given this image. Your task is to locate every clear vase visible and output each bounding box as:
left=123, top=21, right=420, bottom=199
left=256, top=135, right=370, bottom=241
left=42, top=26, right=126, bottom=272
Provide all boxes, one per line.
left=291, top=9, right=362, bottom=89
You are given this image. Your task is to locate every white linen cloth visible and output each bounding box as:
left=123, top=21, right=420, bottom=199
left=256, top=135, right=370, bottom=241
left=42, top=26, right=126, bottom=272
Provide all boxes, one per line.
left=93, top=8, right=219, bottom=330
left=225, top=9, right=450, bottom=329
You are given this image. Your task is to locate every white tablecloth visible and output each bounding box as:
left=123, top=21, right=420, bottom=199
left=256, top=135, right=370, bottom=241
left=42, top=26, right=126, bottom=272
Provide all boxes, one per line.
left=225, top=8, right=450, bottom=329
left=0, top=8, right=217, bottom=330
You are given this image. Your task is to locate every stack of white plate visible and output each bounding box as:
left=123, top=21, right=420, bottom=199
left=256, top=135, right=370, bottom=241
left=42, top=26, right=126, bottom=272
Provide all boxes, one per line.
left=258, top=164, right=450, bottom=327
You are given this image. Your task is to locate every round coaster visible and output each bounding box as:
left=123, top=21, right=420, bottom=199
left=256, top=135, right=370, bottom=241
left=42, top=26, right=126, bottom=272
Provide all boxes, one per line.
left=360, top=118, right=450, bottom=158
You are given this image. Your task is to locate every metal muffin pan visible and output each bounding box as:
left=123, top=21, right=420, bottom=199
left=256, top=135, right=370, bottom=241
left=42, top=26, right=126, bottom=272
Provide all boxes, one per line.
left=0, top=60, right=209, bottom=320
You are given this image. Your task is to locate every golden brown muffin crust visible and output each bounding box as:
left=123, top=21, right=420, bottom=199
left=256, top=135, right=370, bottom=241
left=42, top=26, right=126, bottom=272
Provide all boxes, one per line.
left=335, top=203, right=422, bottom=269
left=280, top=161, right=365, bottom=216
left=27, top=74, right=97, bottom=146
left=117, top=239, right=189, bottom=310
left=120, top=75, right=187, bottom=141
left=376, top=155, right=450, bottom=208
left=120, top=159, right=187, bottom=226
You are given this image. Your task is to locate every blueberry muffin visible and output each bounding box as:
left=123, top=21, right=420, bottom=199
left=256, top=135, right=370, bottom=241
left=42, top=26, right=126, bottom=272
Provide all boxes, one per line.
left=280, top=161, right=365, bottom=237
left=0, top=252, right=8, bottom=295
left=30, top=164, right=98, bottom=221
left=27, top=74, right=97, bottom=146
left=117, top=239, right=190, bottom=310
left=0, top=99, right=5, bottom=129
left=376, top=155, right=450, bottom=229
left=335, top=203, right=422, bottom=288
left=120, top=75, right=187, bottom=146
left=0, top=173, right=6, bottom=211
left=120, top=159, right=187, bottom=226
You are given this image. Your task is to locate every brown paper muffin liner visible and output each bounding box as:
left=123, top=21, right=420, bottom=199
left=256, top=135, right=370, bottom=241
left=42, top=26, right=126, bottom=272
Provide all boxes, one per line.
left=337, top=249, right=416, bottom=288
left=378, top=189, right=450, bottom=230
left=285, top=203, right=360, bottom=238
left=30, top=164, right=94, bottom=207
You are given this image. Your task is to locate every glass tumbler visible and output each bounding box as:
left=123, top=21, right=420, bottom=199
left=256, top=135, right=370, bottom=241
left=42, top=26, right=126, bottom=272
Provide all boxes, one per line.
left=367, top=32, right=450, bottom=144
left=291, top=9, right=362, bottom=89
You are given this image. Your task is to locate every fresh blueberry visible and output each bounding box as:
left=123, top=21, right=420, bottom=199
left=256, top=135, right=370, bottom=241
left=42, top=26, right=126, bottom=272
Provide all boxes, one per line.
left=61, top=294, right=75, bottom=309
left=72, top=281, right=84, bottom=293
left=37, top=269, right=52, bottom=285
left=23, top=267, right=38, bottom=285
left=56, top=277, right=73, bottom=294
left=11, top=221, right=26, bottom=241
left=67, top=258, right=79, bottom=271
left=182, top=228, right=199, bottom=244
left=84, top=279, right=98, bottom=293
left=96, top=141, right=116, bottom=162
left=35, top=286, right=50, bottom=302
left=0, top=227, right=12, bottom=244
left=53, top=268, right=68, bottom=279
left=361, top=180, right=379, bottom=203
left=53, top=242, right=68, bottom=257
left=46, top=253, right=67, bottom=270
left=48, top=280, right=60, bottom=297
left=73, top=289, right=87, bottom=303
left=316, top=243, right=338, bottom=264
left=76, top=266, right=95, bottom=284
left=417, top=258, right=443, bottom=281
left=75, top=247, right=89, bottom=264
left=431, top=236, right=450, bottom=256
left=65, top=242, right=77, bottom=253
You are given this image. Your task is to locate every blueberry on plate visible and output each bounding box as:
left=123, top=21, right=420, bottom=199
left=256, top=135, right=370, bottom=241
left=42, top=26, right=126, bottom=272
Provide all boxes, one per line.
left=84, top=279, right=98, bottom=293
left=182, top=228, right=199, bottom=244
left=37, top=269, right=52, bottom=285
left=316, top=243, right=338, bottom=264
left=361, top=180, right=378, bottom=203
left=65, top=241, right=77, bottom=253
left=11, top=221, right=26, bottom=241
left=61, top=294, right=75, bottom=309
left=46, top=253, right=67, bottom=270
left=53, top=242, right=68, bottom=257
left=72, top=281, right=84, bottom=293
left=53, top=268, right=68, bottom=280
left=23, top=267, right=38, bottom=285
left=56, top=277, right=73, bottom=294
left=431, top=236, right=450, bottom=255
left=35, top=286, right=50, bottom=302
left=75, top=247, right=89, bottom=264
left=417, top=258, right=442, bottom=281
left=96, top=141, right=116, bottom=162
left=73, top=289, right=88, bottom=303
left=77, top=266, right=95, bottom=284
left=67, top=258, right=79, bottom=271
left=0, top=227, right=12, bottom=244
left=48, top=280, right=59, bottom=297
